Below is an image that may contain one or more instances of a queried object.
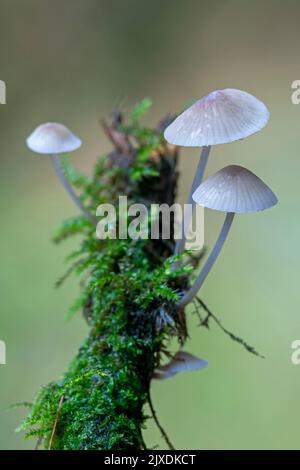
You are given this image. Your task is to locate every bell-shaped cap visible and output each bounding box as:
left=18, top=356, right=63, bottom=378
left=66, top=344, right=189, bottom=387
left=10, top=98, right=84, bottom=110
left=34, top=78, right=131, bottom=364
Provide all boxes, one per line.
left=26, top=122, right=82, bottom=155
left=192, top=165, right=278, bottom=213
left=164, top=89, right=269, bottom=147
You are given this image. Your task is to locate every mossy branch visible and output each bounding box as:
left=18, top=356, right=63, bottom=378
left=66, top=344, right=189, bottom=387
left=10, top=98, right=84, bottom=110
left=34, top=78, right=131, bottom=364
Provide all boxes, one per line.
left=19, top=103, right=191, bottom=450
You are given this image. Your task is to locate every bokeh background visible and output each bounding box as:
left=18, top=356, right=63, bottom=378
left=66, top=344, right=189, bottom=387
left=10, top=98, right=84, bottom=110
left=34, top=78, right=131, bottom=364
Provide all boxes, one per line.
left=0, top=0, right=299, bottom=450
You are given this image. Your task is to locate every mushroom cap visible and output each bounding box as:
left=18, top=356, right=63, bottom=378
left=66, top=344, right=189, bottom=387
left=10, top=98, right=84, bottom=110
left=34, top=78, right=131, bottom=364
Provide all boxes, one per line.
left=192, top=165, right=278, bottom=213
left=26, top=122, right=82, bottom=154
left=164, top=89, right=270, bottom=147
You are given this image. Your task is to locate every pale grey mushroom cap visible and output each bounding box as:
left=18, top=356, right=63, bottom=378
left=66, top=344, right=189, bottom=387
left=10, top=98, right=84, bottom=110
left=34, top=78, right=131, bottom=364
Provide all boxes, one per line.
left=192, top=165, right=278, bottom=213
left=26, top=122, right=82, bottom=155
left=164, top=89, right=270, bottom=147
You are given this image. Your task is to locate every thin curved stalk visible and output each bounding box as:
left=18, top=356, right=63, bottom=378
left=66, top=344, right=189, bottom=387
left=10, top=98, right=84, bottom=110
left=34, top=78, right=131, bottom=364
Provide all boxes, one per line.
left=178, top=212, right=235, bottom=308
left=175, top=146, right=211, bottom=256
left=51, top=155, right=95, bottom=223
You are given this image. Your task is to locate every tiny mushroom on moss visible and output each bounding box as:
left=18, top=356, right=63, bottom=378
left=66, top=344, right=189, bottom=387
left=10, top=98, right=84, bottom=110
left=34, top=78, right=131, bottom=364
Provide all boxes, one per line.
left=26, top=122, right=95, bottom=222
left=164, top=89, right=270, bottom=255
left=178, top=165, right=278, bottom=308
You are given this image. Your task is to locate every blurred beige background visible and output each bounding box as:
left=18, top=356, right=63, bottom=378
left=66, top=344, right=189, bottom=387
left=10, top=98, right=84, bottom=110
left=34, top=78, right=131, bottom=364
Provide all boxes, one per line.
left=0, top=0, right=299, bottom=449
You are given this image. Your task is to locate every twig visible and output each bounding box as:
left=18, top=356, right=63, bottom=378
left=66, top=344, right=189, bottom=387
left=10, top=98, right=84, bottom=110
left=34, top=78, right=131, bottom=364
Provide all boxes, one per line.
left=195, top=297, right=264, bottom=359
left=101, top=118, right=131, bottom=154
left=147, top=390, right=175, bottom=450
left=48, top=395, right=64, bottom=450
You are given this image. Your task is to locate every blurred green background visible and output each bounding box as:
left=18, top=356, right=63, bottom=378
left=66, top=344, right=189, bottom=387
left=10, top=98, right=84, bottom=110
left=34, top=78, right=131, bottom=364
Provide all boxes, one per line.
left=0, top=0, right=299, bottom=450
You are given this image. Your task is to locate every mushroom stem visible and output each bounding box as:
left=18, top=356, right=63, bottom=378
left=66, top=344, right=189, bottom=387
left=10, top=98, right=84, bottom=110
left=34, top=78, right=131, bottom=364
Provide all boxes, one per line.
left=174, top=145, right=211, bottom=255
left=178, top=211, right=235, bottom=308
left=51, top=155, right=95, bottom=223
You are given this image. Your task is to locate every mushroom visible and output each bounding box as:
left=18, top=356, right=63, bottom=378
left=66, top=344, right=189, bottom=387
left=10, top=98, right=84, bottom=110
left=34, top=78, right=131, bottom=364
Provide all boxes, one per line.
left=26, top=122, right=94, bottom=222
left=153, top=351, right=208, bottom=380
left=164, top=89, right=270, bottom=255
left=178, top=165, right=278, bottom=308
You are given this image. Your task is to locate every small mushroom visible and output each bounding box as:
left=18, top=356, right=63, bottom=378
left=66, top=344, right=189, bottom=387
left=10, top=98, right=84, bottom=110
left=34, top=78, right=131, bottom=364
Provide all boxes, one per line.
left=153, top=351, right=208, bottom=380
left=164, top=89, right=270, bottom=255
left=178, top=165, right=278, bottom=308
left=26, top=122, right=94, bottom=222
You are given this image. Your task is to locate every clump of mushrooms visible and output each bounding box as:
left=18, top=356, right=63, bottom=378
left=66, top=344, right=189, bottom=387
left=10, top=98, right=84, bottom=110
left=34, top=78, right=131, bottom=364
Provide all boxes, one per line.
left=26, top=122, right=95, bottom=223
left=178, top=165, right=278, bottom=308
left=164, top=89, right=270, bottom=255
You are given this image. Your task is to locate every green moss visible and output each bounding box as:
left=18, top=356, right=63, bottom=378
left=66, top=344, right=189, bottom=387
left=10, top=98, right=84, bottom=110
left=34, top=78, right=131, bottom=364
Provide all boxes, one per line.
left=20, top=103, right=191, bottom=450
